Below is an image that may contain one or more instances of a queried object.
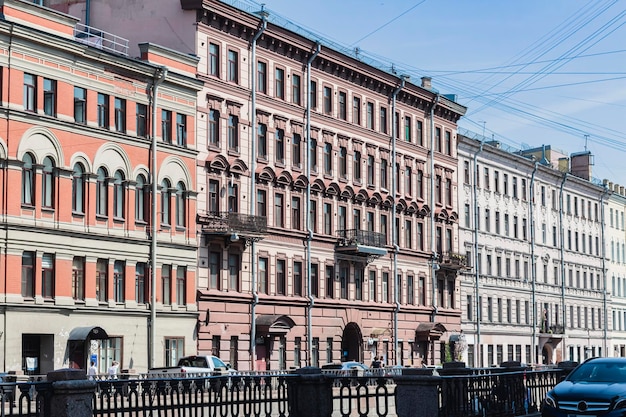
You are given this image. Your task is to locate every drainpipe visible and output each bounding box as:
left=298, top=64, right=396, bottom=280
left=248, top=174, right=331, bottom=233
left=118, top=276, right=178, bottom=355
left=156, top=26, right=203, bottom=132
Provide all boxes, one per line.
left=85, top=0, right=91, bottom=27
left=429, top=93, right=440, bottom=324
left=149, top=66, right=167, bottom=370
left=249, top=11, right=267, bottom=371
left=600, top=186, right=609, bottom=355
left=305, top=42, right=321, bottom=366
left=391, top=75, right=406, bottom=365
left=472, top=139, right=484, bottom=366
left=529, top=161, right=539, bottom=364
left=558, top=173, right=567, bottom=362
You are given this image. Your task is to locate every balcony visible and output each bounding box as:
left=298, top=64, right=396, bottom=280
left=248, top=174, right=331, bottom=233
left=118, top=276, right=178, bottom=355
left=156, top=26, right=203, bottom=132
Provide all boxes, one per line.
left=335, top=229, right=387, bottom=261
left=74, top=23, right=129, bottom=56
left=437, top=252, right=469, bottom=270
left=197, top=212, right=267, bottom=244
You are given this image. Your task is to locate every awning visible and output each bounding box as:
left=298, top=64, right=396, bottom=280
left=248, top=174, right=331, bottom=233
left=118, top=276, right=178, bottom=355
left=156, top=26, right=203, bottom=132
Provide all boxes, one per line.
left=256, top=314, right=295, bottom=335
left=68, top=326, right=109, bottom=341
left=369, top=327, right=391, bottom=337
left=415, top=322, right=447, bottom=341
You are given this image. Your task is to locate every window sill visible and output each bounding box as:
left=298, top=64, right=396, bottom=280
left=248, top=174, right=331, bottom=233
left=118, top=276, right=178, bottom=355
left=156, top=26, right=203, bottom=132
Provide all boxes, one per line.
left=72, top=211, right=85, bottom=218
left=95, top=215, right=108, bottom=221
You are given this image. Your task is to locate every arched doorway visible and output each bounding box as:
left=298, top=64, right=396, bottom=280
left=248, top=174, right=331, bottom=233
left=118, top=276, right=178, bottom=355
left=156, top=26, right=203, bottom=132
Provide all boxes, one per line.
left=542, top=344, right=553, bottom=365
left=341, top=323, right=363, bottom=362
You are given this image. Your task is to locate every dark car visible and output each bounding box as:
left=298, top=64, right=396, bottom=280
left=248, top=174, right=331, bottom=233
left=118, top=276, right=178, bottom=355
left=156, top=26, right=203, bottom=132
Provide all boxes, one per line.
left=542, top=357, right=626, bottom=416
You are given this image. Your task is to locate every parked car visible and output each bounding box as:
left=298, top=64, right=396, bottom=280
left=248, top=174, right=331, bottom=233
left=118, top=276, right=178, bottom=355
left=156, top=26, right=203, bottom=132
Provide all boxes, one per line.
left=321, top=361, right=370, bottom=376
left=148, top=355, right=235, bottom=377
left=542, top=357, right=626, bottom=416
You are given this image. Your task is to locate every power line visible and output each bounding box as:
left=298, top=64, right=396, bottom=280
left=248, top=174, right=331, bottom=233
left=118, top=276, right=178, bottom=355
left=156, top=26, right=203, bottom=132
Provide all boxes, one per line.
left=349, top=1, right=426, bottom=47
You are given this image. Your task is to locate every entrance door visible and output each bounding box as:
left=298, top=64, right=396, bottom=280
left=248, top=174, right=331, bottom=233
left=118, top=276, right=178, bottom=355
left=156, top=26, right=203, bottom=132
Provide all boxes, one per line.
left=341, top=323, right=363, bottom=362
left=22, top=334, right=54, bottom=375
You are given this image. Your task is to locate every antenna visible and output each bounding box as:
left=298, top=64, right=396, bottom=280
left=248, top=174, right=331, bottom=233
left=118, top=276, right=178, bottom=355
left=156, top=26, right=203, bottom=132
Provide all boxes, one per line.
left=584, top=134, right=589, bottom=152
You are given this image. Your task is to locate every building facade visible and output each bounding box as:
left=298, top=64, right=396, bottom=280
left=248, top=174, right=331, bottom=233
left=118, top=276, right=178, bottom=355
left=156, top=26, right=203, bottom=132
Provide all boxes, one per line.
left=458, top=135, right=607, bottom=367
left=50, top=0, right=468, bottom=370
left=0, top=0, right=202, bottom=374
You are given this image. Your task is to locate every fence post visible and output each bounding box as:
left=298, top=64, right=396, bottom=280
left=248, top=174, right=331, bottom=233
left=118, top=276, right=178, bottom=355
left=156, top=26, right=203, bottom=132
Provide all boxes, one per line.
left=287, top=367, right=333, bottom=417
left=394, top=368, right=440, bottom=417
left=45, top=369, right=97, bottom=417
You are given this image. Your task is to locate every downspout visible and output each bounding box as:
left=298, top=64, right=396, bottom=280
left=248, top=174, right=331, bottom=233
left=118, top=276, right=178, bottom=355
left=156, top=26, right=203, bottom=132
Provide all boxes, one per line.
left=249, top=12, right=267, bottom=371
left=429, top=93, right=440, bottom=323
left=529, top=161, right=539, bottom=364
left=391, top=75, right=406, bottom=365
left=558, top=173, right=568, bottom=362
left=305, top=42, right=321, bottom=366
left=149, top=66, right=167, bottom=370
left=472, top=140, right=484, bottom=366
left=600, top=186, right=609, bottom=355
left=85, top=0, right=91, bottom=27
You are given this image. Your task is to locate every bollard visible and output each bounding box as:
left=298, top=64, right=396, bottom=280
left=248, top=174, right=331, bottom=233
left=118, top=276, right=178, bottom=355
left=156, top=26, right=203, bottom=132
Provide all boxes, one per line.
left=45, top=369, right=97, bottom=417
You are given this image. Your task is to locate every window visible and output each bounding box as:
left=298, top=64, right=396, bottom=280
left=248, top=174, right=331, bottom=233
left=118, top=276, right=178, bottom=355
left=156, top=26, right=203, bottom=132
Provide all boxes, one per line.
left=43, top=78, right=56, bottom=116
left=353, top=151, right=362, bottom=182
left=227, top=49, right=238, bottom=82
left=339, top=147, right=347, bottom=179
left=367, top=155, right=375, bottom=186
left=380, top=158, right=388, bottom=189
left=74, top=87, right=86, bottom=124
left=382, top=272, right=389, bottom=303
left=176, top=267, right=186, bottom=305
left=292, top=74, right=301, bottom=105
left=135, top=174, right=148, bottom=222
left=135, top=262, right=147, bottom=303
left=323, top=203, right=332, bottom=235
left=323, top=86, right=332, bottom=114
left=275, top=68, right=285, bottom=99
left=257, top=61, right=267, bottom=93
left=24, top=73, right=36, bottom=112
left=275, top=129, right=285, bottom=163
left=105, top=171, right=121, bottom=222
left=257, top=189, right=266, bottom=217
left=366, top=102, right=374, bottom=129
left=97, top=93, right=109, bottom=128
left=71, top=256, right=85, bottom=301
left=42, top=156, right=55, bottom=209
left=209, top=43, right=219, bottom=77
left=294, top=261, right=303, bottom=296
left=161, top=179, right=171, bottom=225
left=310, top=200, right=317, bottom=233
left=417, top=169, right=424, bottom=199
left=161, top=110, right=172, bottom=143
left=309, top=80, right=317, bottom=109
left=380, top=106, right=387, bottom=134
left=258, top=123, right=267, bottom=158
left=416, top=120, right=423, bottom=145
left=96, top=259, right=108, bottom=302
left=338, top=91, right=347, bottom=120
left=353, top=97, right=361, bottom=125
left=165, top=338, right=184, bottom=367
left=405, top=167, right=412, bottom=196
left=42, top=253, right=54, bottom=299
left=292, top=134, right=301, bottom=168
left=275, top=193, right=284, bottom=228
left=96, top=167, right=108, bottom=216
left=258, top=257, right=268, bottom=294
left=228, top=115, right=238, bottom=150
left=22, top=153, right=35, bottom=206
left=277, top=259, right=286, bottom=295
left=445, top=131, right=452, bottom=155
left=209, top=251, right=221, bottom=290
left=310, top=139, right=318, bottom=172
left=228, top=183, right=238, bottom=212
left=21, top=252, right=35, bottom=298
left=114, top=260, right=125, bottom=303
left=324, top=143, right=333, bottom=175
left=326, top=265, right=334, bottom=298
left=405, top=116, right=412, bottom=142
left=230, top=337, right=239, bottom=370
left=208, top=109, right=219, bottom=147
left=176, top=114, right=187, bottom=146
left=176, top=182, right=186, bottom=228
left=292, top=196, right=301, bottom=230
left=115, top=98, right=126, bottom=133
left=435, top=127, right=442, bottom=152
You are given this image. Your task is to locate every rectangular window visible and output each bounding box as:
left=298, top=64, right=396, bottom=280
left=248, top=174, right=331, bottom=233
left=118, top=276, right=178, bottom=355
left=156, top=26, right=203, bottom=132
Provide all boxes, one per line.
left=292, top=196, right=301, bottom=230
left=162, top=264, right=171, bottom=305
left=209, top=43, right=220, bottom=77
left=96, top=258, right=108, bottom=302
left=42, top=253, right=55, bottom=299
left=325, top=265, right=334, bottom=298
left=292, top=74, right=301, bottom=105
left=115, top=98, right=126, bottom=133
left=24, top=73, right=36, bottom=112
left=258, top=123, right=267, bottom=158
left=323, top=203, right=332, bottom=235
left=257, top=61, right=267, bottom=93
left=176, top=114, right=187, bottom=146
left=176, top=267, right=186, bottom=305
left=72, top=256, right=85, bottom=301
left=136, top=103, right=148, bottom=137
left=416, top=120, right=423, bottom=146
left=275, top=129, right=285, bottom=163
left=230, top=336, right=239, bottom=370
left=366, top=102, right=374, bottom=129
left=294, top=261, right=303, bottom=296
left=228, top=253, right=240, bottom=291
left=338, top=91, right=347, bottom=120
left=309, top=80, right=317, bottom=109
left=208, top=109, right=219, bottom=146
left=21, top=251, right=35, bottom=298
left=135, top=262, right=147, bottom=304
left=380, top=106, right=387, bottom=134
left=43, top=78, right=56, bottom=116
left=165, top=338, right=184, bottom=367
left=277, top=259, right=286, bottom=295
left=292, top=133, right=301, bottom=168
left=74, top=87, right=87, bottom=124
left=380, top=158, right=388, bottom=189
left=161, top=110, right=172, bottom=143
left=275, top=68, right=285, bottom=99
left=228, top=115, right=238, bottom=151
left=114, top=260, right=125, bottom=302
left=227, top=50, right=238, bottom=83
left=97, top=93, right=109, bottom=128
left=258, top=257, right=268, bottom=294
left=353, top=97, right=361, bottom=125
left=323, top=86, right=332, bottom=115
left=209, top=251, right=221, bottom=290
left=275, top=193, right=284, bottom=228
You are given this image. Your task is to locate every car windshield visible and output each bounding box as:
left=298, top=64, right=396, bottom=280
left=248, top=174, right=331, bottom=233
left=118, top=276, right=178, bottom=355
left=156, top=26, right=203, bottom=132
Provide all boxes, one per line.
left=569, top=361, right=626, bottom=383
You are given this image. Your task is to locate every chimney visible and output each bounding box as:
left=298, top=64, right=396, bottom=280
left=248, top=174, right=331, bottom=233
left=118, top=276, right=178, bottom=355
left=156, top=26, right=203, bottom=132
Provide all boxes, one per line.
left=421, top=77, right=432, bottom=90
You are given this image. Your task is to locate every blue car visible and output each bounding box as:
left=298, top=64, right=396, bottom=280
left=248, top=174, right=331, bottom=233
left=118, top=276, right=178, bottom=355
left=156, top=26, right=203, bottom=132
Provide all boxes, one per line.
left=542, top=357, right=626, bottom=416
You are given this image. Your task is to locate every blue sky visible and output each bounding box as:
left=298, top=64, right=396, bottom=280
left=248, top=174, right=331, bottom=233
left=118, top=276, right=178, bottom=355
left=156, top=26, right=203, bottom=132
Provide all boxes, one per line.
left=241, top=0, right=626, bottom=183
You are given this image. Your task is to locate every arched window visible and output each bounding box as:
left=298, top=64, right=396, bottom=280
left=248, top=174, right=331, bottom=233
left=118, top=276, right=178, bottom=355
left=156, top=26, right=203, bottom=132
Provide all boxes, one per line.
left=72, top=163, right=85, bottom=213
left=161, top=179, right=171, bottom=225
left=175, top=181, right=186, bottom=228
left=42, top=156, right=55, bottom=209
left=21, top=153, right=35, bottom=206
left=113, top=170, right=125, bottom=219
left=96, top=167, right=109, bottom=216
left=135, top=174, right=148, bottom=222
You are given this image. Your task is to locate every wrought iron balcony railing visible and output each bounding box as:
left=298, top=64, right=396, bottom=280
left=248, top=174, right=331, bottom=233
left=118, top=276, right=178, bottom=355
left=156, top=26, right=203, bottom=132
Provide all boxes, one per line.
left=437, top=252, right=469, bottom=269
left=197, top=212, right=267, bottom=236
left=336, top=229, right=387, bottom=248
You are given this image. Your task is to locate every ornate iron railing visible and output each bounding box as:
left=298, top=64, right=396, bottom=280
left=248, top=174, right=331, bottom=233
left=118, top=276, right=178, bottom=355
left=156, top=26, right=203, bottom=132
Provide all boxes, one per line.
left=337, top=229, right=387, bottom=248
left=197, top=212, right=267, bottom=235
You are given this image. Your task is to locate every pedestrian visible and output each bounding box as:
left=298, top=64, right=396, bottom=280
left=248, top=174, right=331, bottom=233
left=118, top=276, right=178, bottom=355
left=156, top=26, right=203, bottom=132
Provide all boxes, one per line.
left=88, top=361, right=97, bottom=379
left=108, top=361, right=119, bottom=378
left=371, top=356, right=381, bottom=369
